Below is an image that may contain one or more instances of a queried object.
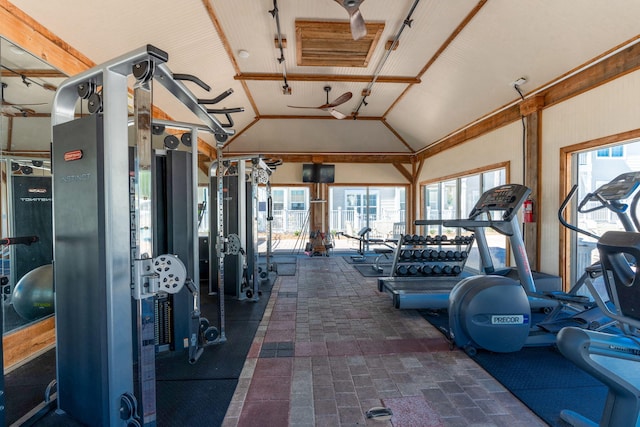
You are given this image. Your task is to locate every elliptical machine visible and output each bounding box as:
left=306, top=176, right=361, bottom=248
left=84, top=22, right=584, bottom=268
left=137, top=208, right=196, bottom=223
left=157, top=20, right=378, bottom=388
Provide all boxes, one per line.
left=558, top=230, right=640, bottom=427
left=448, top=172, right=640, bottom=355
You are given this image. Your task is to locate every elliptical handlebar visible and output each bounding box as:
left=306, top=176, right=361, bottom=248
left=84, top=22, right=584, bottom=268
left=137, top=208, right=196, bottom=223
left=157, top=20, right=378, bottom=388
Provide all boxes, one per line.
left=558, top=184, right=601, bottom=240
left=579, top=192, right=627, bottom=215
left=560, top=172, right=640, bottom=240
left=630, top=187, right=640, bottom=233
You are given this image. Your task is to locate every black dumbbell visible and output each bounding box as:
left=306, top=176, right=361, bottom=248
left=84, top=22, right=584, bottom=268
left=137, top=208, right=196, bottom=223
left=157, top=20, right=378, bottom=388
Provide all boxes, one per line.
left=432, top=265, right=442, bottom=275
left=408, top=265, right=419, bottom=276
left=452, top=265, right=462, bottom=275
left=421, top=265, right=433, bottom=275
left=443, top=265, right=453, bottom=275
left=396, top=265, right=408, bottom=276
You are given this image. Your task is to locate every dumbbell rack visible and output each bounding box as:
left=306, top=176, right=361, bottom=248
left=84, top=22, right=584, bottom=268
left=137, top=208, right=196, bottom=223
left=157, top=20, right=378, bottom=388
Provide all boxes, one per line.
left=378, top=233, right=475, bottom=310
left=390, top=233, right=475, bottom=278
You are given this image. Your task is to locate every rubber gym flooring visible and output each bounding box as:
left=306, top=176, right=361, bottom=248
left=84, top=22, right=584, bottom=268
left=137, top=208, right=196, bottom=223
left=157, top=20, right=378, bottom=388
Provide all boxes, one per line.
left=4, top=274, right=274, bottom=426
left=6, top=253, right=606, bottom=426
left=419, top=309, right=608, bottom=426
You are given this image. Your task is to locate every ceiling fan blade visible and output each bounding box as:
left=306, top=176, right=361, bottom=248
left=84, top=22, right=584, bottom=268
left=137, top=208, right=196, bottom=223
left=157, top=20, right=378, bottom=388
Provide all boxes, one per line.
left=287, top=105, right=323, bottom=110
left=349, top=9, right=367, bottom=40
left=321, top=92, right=353, bottom=109
left=334, top=0, right=367, bottom=40
left=329, top=109, right=347, bottom=120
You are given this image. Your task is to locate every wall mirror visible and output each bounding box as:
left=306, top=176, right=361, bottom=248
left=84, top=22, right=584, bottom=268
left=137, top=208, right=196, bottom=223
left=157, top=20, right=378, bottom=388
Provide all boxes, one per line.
left=0, top=37, right=65, bottom=339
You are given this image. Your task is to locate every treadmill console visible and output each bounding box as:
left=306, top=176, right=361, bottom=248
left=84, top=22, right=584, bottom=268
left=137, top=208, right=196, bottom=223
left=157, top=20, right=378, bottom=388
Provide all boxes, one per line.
left=592, top=171, right=640, bottom=201
left=468, top=184, right=531, bottom=221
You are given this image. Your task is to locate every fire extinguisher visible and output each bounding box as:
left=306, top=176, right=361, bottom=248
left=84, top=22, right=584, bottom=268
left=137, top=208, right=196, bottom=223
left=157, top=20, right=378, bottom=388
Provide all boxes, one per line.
left=523, top=197, right=534, bottom=223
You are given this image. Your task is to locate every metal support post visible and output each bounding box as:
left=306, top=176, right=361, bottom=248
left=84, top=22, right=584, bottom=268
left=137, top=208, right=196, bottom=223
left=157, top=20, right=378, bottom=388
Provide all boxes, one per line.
left=131, top=59, right=156, bottom=427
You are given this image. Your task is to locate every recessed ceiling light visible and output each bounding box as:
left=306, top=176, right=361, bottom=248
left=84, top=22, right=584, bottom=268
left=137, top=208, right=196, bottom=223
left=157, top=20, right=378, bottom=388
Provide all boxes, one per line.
left=238, top=50, right=250, bottom=59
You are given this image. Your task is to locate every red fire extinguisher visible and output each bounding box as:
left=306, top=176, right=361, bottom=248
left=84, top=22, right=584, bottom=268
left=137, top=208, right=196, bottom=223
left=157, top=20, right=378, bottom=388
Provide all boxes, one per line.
left=523, top=197, right=534, bottom=223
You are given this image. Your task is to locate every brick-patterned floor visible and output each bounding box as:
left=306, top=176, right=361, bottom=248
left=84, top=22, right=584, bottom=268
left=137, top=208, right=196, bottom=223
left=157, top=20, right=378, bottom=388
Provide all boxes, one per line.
left=223, top=255, right=547, bottom=427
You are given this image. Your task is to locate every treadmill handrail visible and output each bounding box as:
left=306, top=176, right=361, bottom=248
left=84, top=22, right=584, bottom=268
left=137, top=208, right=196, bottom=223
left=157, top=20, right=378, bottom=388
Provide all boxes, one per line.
left=414, top=218, right=513, bottom=236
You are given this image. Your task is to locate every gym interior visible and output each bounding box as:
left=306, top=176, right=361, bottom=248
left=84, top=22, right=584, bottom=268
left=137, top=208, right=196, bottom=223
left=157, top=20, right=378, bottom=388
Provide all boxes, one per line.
left=2, top=1, right=640, bottom=426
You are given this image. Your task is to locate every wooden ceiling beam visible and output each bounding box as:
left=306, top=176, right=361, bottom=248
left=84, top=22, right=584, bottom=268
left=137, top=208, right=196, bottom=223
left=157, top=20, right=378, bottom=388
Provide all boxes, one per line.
left=0, top=0, right=94, bottom=75
left=256, top=114, right=382, bottom=120
left=235, top=73, right=419, bottom=84
left=419, top=104, right=522, bottom=159
left=392, top=161, right=412, bottom=182
left=383, top=0, right=487, bottom=118
left=1, top=69, right=66, bottom=78
left=417, top=33, right=640, bottom=161
left=224, top=153, right=412, bottom=164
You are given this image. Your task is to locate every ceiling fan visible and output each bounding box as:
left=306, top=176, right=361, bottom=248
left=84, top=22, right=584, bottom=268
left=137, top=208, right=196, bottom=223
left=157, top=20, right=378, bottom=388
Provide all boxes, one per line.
left=288, top=86, right=353, bottom=119
left=334, top=0, right=367, bottom=40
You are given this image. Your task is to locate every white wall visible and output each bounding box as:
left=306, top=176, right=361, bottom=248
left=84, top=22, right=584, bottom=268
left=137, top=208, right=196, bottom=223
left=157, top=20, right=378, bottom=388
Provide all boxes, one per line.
left=269, top=162, right=408, bottom=185
left=419, top=122, right=523, bottom=184
left=540, top=69, right=640, bottom=274
left=417, top=68, right=640, bottom=277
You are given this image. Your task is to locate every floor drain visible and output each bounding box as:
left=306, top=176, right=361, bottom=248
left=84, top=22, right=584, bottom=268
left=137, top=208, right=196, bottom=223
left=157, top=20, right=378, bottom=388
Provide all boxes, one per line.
left=365, top=406, right=393, bottom=421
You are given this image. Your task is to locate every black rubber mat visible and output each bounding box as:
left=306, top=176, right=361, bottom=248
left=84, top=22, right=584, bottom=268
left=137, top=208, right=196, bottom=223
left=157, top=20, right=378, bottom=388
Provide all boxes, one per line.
left=258, top=255, right=298, bottom=264
left=156, top=289, right=270, bottom=381
left=353, top=263, right=390, bottom=277
left=7, top=286, right=270, bottom=426
left=274, top=262, right=296, bottom=276
left=419, top=309, right=607, bottom=427
left=342, top=255, right=379, bottom=264
left=156, top=379, right=237, bottom=427
left=4, top=347, right=56, bottom=425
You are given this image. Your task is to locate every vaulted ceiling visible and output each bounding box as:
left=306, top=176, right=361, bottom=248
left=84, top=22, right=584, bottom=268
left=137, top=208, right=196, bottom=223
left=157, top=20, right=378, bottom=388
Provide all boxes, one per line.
left=3, top=0, right=640, bottom=161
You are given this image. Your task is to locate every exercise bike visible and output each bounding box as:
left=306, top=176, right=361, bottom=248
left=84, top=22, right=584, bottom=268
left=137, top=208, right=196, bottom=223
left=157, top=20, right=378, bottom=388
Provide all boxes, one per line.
left=448, top=172, right=640, bottom=355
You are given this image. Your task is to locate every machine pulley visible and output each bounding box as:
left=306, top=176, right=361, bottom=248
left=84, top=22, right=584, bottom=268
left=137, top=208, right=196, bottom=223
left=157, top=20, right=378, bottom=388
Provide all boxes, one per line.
left=132, top=253, right=187, bottom=300
left=253, top=168, right=270, bottom=185
left=225, top=233, right=242, bottom=256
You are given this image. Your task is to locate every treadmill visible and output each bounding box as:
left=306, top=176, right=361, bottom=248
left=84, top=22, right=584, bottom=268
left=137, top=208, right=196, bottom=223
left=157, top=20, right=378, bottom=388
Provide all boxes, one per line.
left=378, top=183, right=561, bottom=309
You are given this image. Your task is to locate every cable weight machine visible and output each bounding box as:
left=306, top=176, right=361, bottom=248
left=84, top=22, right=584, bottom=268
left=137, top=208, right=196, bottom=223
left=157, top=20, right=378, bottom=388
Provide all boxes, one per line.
left=50, top=45, right=238, bottom=426
left=209, top=152, right=271, bottom=301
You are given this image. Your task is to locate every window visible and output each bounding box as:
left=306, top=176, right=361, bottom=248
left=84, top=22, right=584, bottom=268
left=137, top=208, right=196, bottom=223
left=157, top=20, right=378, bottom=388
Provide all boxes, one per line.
left=596, top=146, right=624, bottom=158
left=272, top=189, right=285, bottom=211
left=344, top=190, right=379, bottom=219
left=421, top=166, right=507, bottom=271
left=256, top=186, right=310, bottom=235
left=198, top=186, right=209, bottom=233
left=569, top=140, right=640, bottom=289
left=290, top=190, right=306, bottom=210
left=330, top=186, right=406, bottom=239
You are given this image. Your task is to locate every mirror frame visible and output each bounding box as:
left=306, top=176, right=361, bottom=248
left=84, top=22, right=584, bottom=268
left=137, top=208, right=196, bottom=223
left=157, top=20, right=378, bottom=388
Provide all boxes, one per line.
left=0, top=1, right=215, bottom=370
left=0, top=3, right=91, bottom=371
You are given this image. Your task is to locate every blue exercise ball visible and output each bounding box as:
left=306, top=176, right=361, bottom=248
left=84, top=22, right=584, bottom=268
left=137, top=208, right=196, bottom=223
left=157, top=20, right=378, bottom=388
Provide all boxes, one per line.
left=12, top=264, right=54, bottom=321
